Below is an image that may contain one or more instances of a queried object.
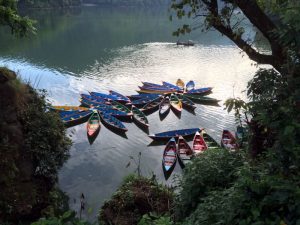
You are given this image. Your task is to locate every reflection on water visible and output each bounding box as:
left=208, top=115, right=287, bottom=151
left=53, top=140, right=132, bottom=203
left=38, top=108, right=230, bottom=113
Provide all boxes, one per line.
left=0, top=6, right=257, bottom=221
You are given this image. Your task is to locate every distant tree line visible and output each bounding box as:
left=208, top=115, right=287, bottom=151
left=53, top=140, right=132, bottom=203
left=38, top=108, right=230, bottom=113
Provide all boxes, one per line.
left=17, top=0, right=170, bottom=8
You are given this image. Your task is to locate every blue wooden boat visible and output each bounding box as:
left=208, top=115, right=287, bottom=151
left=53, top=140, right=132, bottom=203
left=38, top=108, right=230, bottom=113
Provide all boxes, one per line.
left=185, top=80, right=195, bottom=91
left=61, top=110, right=93, bottom=125
left=137, top=89, right=175, bottom=94
left=80, top=98, right=110, bottom=108
left=149, top=128, right=201, bottom=141
left=97, top=107, right=131, bottom=118
left=128, top=93, right=161, bottom=100
left=80, top=96, right=109, bottom=107
left=162, top=138, right=177, bottom=174
left=142, top=82, right=165, bottom=88
left=90, top=92, right=119, bottom=101
left=80, top=94, right=109, bottom=104
left=162, top=81, right=182, bottom=91
left=139, top=85, right=175, bottom=91
left=128, top=96, right=161, bottom=107
left=59, top=110, right=83, bottom=118
left=99, top=111, right=128, bottom=132
left=109, top=90, right=131, bottom=103
left=186, top=87, right=212, bottom=95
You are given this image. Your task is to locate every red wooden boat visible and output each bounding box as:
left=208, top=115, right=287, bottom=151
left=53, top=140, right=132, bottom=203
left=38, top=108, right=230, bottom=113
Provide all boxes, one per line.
left=192, top=131, right=208, bottom=155
left=162, top=138, right=177, bottom=173
left=87, top=111, right=101, bottom=138
left=177, top=136, right=193, bottom=161
left=221, top=129, right=238, bottom=150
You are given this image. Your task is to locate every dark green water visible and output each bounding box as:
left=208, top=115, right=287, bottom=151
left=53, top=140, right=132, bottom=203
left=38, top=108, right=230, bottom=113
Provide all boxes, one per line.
left=0, top=6, right=257, bottom=221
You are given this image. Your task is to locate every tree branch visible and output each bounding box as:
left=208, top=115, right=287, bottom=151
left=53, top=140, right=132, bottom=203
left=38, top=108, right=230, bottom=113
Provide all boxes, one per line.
left=201, top=0, right=284, bottom=71
left=235, top=0, right=286, bottom=67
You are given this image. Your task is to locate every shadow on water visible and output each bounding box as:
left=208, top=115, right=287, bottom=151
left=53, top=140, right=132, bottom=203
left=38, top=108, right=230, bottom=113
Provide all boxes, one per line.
left=116, top=116, right=133, bottom=122
left=195, top=102, right=221, bottom=107
left=148, top=140, right=168, bottom=146
left=163, top=163, right=176, bottom=181
left=101, top=123, right=128, bottom=139
left=183, top=107, right=196, bottom=115
left=133, top=120, right=149, bottom=134
left=159, top=110, right=170, bottom=121
left=87, top=128, right=101, bottom=145
left=177, top=156, right=186, bottom=169
left=171, top=108, right=182, bottom=119
left=65, top=117, right=89, bottom=128
left=143, top=107, right=159, bottom=116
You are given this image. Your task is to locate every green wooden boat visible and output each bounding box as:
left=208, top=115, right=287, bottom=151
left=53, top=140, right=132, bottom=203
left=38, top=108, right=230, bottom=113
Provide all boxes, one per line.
left=141, top=96, right=162, bottom=113
left=170, top=94, right=182, bottom=113
left=87, top=110, right=101, bottom=138
left=110, top=100, right=132, bottom=116
left=184, top=94, right=220, bottom=103
left=177, top=94, right=196, bottom=110
left=132, top=105, right=149, bottom=127
left=202, top=130, right=220, bottom=149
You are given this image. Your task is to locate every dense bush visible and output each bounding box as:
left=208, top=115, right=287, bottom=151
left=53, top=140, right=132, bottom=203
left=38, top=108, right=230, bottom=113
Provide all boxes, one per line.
left=176, top=149, right=244, bottom=218
left=0, top=69, right=71, bottom=222
left=99, top=174, right=173, bottom=225
left=31, top=210, right=93, bottom=225
left=182, top=164, right=300, bottom=225
left=20, top=87, right=71, bottom=182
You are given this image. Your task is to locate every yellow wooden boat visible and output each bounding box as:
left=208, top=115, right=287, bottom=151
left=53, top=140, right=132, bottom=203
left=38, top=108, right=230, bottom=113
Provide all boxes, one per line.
left=176, top=79, right=185, bottom=89
left=51, top=106, right=89, bottom=111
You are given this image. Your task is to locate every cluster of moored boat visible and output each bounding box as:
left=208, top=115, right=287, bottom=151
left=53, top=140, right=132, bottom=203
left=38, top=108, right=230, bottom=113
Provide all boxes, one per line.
left=50, top=79, right=219, bottom=144
left=158, top=128, right=239, bottom=179
left=50, top=79, right=243, bottom=177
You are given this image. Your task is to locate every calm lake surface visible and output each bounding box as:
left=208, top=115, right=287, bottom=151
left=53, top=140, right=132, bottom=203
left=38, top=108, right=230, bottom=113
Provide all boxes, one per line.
left=0, top=6, right=257, bottom=221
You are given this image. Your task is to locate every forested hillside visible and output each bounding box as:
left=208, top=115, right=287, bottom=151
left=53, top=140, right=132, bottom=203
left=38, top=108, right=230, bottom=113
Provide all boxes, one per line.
left=18, top=0, right=169, bottom=8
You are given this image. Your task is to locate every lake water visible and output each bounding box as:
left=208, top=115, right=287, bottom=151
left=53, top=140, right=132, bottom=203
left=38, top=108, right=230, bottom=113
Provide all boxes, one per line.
left=0, top=6, right=257, bottom=221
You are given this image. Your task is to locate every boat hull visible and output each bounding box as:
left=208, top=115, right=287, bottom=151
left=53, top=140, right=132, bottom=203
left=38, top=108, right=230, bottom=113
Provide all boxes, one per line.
left=192, top=131, right=208, bottom=155
left=87, top=111, right=101, bottom=139
left=221, top=129, right=238, bottom=150
left=162, top=138, right=177, bottom=179
left=149, top=128, right=201, bottom=141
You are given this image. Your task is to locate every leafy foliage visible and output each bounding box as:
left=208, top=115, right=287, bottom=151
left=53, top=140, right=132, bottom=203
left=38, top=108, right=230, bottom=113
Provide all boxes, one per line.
left=138, top=213, right=173, bottom=225
left=172, top=2, right=300, bottom=224
left=176, top=149, right=244, bottom=218
left=20, top=88, right=71, bottom=181
left=0, top=72, right=71, bottom=222
left=181, top=161, right=300, bottom=225
left=31, top=210, right=93, bottom=225
left=99, top=174, right=173, bottom=225
left=0, top=0, right=36, bottom=36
